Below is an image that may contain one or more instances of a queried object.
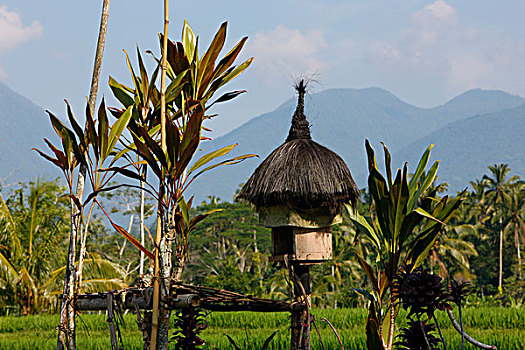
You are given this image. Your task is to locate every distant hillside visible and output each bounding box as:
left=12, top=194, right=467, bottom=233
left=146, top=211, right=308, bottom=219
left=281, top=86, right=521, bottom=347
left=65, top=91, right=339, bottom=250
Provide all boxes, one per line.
left=1, top=83, right=523, bottom=200
left=394, top=103, right=525, bottom=192
left=188, top=87, right=524, bottom=202
left=0, top=82, right=56, bottom=186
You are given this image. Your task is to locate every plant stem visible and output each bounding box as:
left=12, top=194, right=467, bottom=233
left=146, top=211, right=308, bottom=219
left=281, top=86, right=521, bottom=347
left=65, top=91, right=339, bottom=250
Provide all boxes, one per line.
left=56, top=196, right=81, bottom=350
left=76, top=200, right=96, bottom=293
left=419, top=319, right=432, bottom=350
left=139, top=178, right=146, bottom=275
left=498, top=215, right=503, bottom=293
left=387, top=297, right=395, bottom=350
left=432, top=313, right=448, bottom=350
left=459, top=304, right=465, bottom=350
left=151, top=0, right=170, bottom=348
left=446, top=309, right=497, bottom=350
left=57, top=2, right=110, bottom=348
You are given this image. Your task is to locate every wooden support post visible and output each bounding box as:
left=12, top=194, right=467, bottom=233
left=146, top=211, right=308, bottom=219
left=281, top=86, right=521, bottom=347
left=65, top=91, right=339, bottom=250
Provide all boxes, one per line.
left=291, top=264, right=311, bottom=350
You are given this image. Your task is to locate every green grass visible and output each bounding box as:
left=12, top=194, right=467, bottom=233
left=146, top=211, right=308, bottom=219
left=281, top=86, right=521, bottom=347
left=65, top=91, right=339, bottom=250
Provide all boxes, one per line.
left=0, top=307, right=524, bottom=349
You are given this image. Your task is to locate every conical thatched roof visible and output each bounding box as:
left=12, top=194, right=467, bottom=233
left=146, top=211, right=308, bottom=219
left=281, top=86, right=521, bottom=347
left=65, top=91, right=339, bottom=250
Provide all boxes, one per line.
left=237, top=81, right=359, bottom=214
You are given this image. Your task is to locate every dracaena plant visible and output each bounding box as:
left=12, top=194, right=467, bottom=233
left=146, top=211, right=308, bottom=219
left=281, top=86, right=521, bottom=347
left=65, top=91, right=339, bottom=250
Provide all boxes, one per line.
left=346, top=140, right=466, bottom=350
left=107, top=20, right=255, bottom=280
left=33, top=97, right=155, bottom=287
left=106, top=21, right=255, bottom=348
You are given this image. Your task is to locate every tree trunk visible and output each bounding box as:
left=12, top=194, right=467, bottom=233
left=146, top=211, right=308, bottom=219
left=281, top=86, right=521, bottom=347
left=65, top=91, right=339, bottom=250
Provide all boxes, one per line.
left=76, top=201, right=96, bottom=292
left=56, top=2, right=110, bottom=348
left=87, top=0, right=111, bottom=117
left=515, top=220, right=522, bottom=280
left=118, top=213, right=134, bottom=264
left=498, top=216, right=504, bottom=293
left=56, top=197, right=81, bottom=350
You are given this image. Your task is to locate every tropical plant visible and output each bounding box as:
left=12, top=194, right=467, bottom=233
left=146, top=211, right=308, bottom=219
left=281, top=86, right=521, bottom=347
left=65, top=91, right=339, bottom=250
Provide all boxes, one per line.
left=345, top=141, right=465, bottom=350
left=483, top=163, right=520, bottom=293
left=0, top=180, right=125, bottom=315
left=105, top=20, right=255, bottom=348
left=428, top=220, right=478, bottom=280
left=0, top=180, right=69, bottom=314
left=504, top=181, right=525, bottom=281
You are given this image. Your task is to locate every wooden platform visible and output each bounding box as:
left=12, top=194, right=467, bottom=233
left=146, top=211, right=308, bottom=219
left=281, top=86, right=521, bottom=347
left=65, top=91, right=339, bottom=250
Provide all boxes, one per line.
left=75, top=283, right=294, bottom=313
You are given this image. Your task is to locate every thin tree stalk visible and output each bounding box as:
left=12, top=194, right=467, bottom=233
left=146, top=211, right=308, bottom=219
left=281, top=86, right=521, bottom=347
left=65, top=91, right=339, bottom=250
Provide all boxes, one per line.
left=56, top=1, right=110, bottom=348
left=139, top=178, right=146, bottom=275
left=88, top=0, right=111, bottom=116
left=76, top=200, right=96, bottom=292
left=151, top=0, right=170, bottom=348
left=419, top=319, right=432, bottom=350
left=515, top=220, right=522, bottom=280
left=432, top=313, right=448, bottom=350
left=459, top=303, right=465, bottom=350
left=498, top=215, right=503, bottom=293
left=56, top=198, right=81, bottom=350
left=118, top=213, right=135, bottom=264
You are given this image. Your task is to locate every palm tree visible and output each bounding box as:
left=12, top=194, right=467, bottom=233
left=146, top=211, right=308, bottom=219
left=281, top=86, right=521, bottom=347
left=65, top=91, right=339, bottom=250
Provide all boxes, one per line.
left=504, top=182, right=525, bottom=280
left=483, top=164, right=520, bottom=293
left=0, top=180, right=127, bottom=315
left=429, top=224, right=478, bottom=279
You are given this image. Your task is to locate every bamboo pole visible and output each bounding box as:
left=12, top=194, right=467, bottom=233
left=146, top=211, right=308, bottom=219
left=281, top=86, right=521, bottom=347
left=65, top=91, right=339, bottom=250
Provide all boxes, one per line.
left=56, top=2, right=111, bottom=349
left=151, top=0, right=170, bottom=348
left=139, top=177, right=146, bottom=275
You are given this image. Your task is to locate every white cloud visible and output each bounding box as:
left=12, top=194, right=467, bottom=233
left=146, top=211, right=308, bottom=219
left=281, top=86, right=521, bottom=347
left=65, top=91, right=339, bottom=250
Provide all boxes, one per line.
left=247, top=25, right=327, bottom=81
left=363, top=1, right=461, bottom=75
left=0, top=6, right=42, bottom=52
left=358, top=0, right=525, bottom=101
left=413, top=0, right=457, bottom=26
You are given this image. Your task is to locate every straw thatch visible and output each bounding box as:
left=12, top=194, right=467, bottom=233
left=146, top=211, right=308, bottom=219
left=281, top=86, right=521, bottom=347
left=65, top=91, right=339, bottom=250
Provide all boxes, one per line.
left=237, top=81, right=359, bottom=214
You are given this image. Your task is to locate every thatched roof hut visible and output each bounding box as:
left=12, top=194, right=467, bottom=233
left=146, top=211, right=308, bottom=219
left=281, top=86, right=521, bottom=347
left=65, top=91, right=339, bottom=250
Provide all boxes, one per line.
left=237, top=81, right=359, bottom=228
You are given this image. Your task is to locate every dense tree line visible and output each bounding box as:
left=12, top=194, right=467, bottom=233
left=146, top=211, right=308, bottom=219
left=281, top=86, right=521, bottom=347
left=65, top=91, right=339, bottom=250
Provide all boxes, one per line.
left=1, top=163, right=523, bottom=314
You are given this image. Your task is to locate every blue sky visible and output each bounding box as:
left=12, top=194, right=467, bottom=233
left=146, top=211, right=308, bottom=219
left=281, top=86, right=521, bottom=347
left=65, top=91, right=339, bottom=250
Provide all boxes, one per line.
left=1, top=1, right=524, bottom=135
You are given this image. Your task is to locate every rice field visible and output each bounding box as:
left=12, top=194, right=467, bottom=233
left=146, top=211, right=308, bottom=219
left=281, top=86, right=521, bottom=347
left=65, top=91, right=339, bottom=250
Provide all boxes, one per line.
left=0, top=307, right=523, bottom=349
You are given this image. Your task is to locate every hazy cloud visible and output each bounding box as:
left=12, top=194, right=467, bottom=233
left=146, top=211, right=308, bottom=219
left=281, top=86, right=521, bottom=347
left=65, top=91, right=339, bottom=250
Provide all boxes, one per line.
left=361, top=0, right=525, bottom=96
left=413, top=0, right=457, bottom=27
left=0, top=6, right=42, bottom=51
left=364, top=0, right=458, bottom=73
left=247, top=25, right=327, bottom=80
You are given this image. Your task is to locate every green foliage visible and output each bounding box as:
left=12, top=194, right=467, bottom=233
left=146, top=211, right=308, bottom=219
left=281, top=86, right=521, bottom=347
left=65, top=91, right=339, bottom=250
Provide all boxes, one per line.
left=106, top=21, right=256, bottom=275
left=0, top=180, right=126, bottom=315
left=346, top=140, right=465, bottom=349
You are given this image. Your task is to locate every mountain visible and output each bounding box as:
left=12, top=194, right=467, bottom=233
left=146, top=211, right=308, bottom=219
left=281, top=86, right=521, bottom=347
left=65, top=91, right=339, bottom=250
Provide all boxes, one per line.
left=0, top=82, right=56, bottom=185
left=1, top=83, right=523, bottom=200
left=188, top=87, right=524, bottom=202
left=394, top=103, right=525, bottom=191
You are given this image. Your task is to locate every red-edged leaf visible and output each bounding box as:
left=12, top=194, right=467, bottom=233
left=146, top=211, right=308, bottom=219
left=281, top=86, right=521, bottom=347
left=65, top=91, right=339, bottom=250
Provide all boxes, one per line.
left=87, top=102, right=99, bottom=162
left=98, top=98, right=109, bottom=159
left=207, top=90, right=246, bottom=109
left=43, top=138, right=67, bottom=168
left=212, top=36, right=248, bottom=82
left=32, top=148, right=65, bottom=170
left=65, top=100, right=86, bottom=151
left=99, top=167, right=145, bottom=182
left=111, top=221, right=154, bottom=259
left=356, top=253, right=379, bottom=295
left=197, top=22, right=227, bottom=98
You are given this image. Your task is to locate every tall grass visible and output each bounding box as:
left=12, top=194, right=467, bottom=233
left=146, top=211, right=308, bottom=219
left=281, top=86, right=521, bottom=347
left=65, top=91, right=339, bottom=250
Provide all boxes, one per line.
left=1, top=307, right=523, bottom=349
